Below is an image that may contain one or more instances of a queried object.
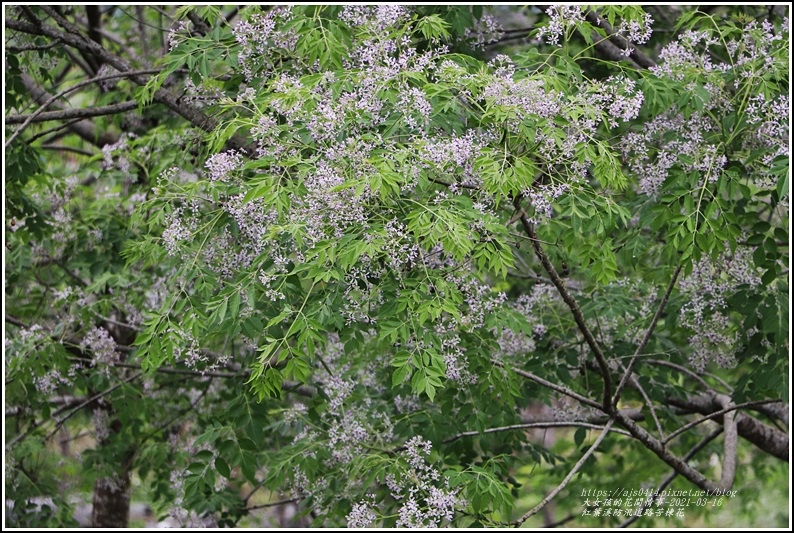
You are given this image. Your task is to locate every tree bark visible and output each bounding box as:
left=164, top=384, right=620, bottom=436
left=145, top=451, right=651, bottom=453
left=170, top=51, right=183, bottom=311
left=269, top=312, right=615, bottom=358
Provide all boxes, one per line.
left=91, top=411, right=134, bottom=528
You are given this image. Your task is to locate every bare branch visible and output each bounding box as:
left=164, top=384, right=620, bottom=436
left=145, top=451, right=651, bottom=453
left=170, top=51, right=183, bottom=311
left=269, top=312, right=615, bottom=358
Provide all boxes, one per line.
left=493, top=359, right=602, bottom=410
left=618, top=427, right=723, bottom=527
left=6, top=101, right=138, bottom=124
left=613, top=410, right=722, bottom=493
left=612, top=265, right=682, bottom=407
left=664, top=396, right=787, bottom=461
left=512, top=420, right=616, bottom=526
left=663, top=398, right=782, bottom=445
left=442, top=421, right=631, bottom=445
left=516, top=198, right=613, bottom=412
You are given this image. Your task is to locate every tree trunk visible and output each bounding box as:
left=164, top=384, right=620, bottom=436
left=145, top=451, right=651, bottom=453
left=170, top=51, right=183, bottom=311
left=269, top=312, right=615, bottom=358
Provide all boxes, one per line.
left=92, top=470, right=131, bottom=528
left=91, top=406, right=134, bottom=528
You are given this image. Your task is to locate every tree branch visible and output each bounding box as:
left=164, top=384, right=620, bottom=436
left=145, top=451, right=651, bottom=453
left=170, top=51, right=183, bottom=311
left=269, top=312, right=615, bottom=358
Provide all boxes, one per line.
left=714, top=395, right=737, bottom=489
left=584, top=9, right=657, bottom=69
left=11, top=8, right=251, bottom=152
left=18, top=73, right=117, bottom=146
left=12, top=68, right=160, bottom=147
left=613, top=409, right=722, bottom=493
left=246, top=498, right=301, bottom=512
left=618, top=427, right=724, bottom=527
left=493, top=359, right=602, bottom=410
left=665, top=396, right=787, bottom=461
left=612, top=265, right=682, bottom=407
left=442, top=421, right=630, bottom=445
left=512, top=420, right=616, bottom=526
left=516, top=199, right=613, bottom=413
left=6, top=101, right=139, bottom=124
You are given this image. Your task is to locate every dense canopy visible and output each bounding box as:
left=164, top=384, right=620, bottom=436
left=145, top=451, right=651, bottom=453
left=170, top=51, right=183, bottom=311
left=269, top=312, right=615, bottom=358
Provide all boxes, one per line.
left=4, top=4, right=790, bottom=528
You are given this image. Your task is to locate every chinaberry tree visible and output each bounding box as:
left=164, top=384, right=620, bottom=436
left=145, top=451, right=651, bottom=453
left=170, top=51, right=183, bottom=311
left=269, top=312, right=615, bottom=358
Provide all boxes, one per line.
left=4, top=4, right=790, bottom=528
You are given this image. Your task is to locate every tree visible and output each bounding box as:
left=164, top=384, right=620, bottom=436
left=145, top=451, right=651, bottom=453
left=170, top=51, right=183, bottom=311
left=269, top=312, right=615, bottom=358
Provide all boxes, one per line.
left=4, top=4, right=789, bottom=528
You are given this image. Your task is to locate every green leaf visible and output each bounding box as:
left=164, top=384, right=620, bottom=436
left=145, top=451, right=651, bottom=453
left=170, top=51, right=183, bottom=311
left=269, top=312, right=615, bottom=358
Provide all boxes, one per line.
left=215, top=457, right=231, bottom=478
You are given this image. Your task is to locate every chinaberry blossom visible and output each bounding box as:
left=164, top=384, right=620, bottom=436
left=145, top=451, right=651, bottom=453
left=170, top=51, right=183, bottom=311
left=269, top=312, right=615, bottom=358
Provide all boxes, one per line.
left=205, top=150, right=243, bottom=182
left=538, top=5, right=585, bottom=46
left=679, top=245, right=761, bottom=371
left=346, top=501, right=377, bottom=528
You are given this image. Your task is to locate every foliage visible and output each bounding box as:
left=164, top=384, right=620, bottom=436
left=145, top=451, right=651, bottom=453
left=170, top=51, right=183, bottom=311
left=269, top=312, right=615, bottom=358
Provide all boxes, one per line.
left=4, top=4, right=789, bottom=528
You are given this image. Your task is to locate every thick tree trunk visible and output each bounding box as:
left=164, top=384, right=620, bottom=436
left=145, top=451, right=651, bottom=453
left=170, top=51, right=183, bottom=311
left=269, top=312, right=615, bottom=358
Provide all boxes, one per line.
left=91, top=406, right=134, bottom=528
left=92, top=470, right=131, bottom=528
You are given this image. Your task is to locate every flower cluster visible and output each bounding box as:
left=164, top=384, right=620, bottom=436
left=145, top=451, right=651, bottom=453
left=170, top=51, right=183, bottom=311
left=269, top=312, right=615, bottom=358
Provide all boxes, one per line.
left=525, top=181, right=570, bottom=222
left=346, top=500, right=377, bottom=528
left=743, top=93, right=790, bottom=189
left=611, top=11, right=654, bottom=55
left=621, top=111, right=726, bottom=196
left=587, top=75, right=645, bottom=127
left=82, top=326, right=119, bottom=374
left=538, top=5, right=585, bottom=46
left=205, top=150, right=243, bottom=182
left=497, top=284, right=558, bottom=359
left=464, top=13, right=503, bottom=49
left=679, top=245, right=761, bottom=371
left=339, top=5, right=408, bottom=33
left=232, top=9, right=297, bottom=82
left=390, top=436, right=465, bottom=528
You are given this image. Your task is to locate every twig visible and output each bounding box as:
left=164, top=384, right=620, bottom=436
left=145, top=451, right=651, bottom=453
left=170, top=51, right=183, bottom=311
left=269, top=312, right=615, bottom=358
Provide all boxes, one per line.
left=246, top=497, right=301, bottom=512
left=512, top=420, right=615, bottom=527
left=611, top=265, right=682, bottom=407
left=662, top=399, right=778, bottom=445
left=493, top=359, right=602, bottom=410
left=6, top=38, right=62, bottom=52
left=516, top=197, right=613, bottom=413
left=442, top=421, right=630, bottom=445
left=41, top=144, right=96, bottom=156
